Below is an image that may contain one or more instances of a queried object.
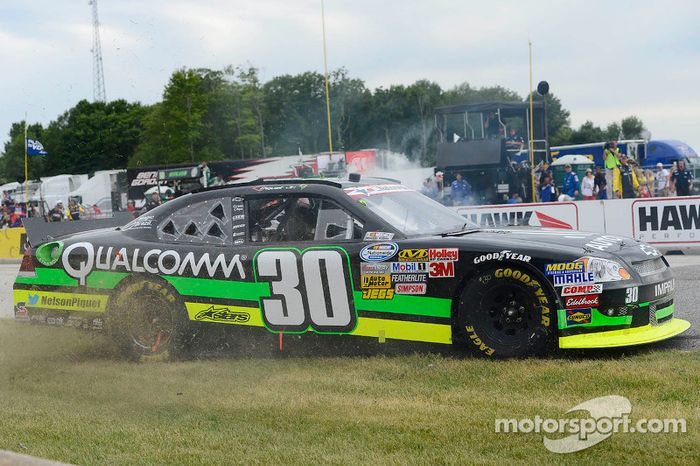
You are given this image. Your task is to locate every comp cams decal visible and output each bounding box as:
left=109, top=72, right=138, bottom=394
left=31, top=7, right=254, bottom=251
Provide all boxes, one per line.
left=61, top=242, right=246, bottom=285
left=561, top=284, right=603, bottom=296
left=360, top=243, right=399, bottom=262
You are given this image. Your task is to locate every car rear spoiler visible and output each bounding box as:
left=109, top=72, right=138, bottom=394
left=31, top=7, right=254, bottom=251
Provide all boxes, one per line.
left=22, top=212, right=134, bottom=246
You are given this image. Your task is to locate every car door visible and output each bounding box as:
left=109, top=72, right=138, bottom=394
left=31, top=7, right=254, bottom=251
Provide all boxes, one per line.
left=245, top=193, right=366, bottom=336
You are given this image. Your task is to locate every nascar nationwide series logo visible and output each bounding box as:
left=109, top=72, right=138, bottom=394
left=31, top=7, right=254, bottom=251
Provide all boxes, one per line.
left=61, top=242, right=246, bottom=285
left=360, top=243, right=398, bottom=262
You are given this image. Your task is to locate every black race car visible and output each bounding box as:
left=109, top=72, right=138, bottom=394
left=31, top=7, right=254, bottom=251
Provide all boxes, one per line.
left=13, top=178, right=690, bottom=358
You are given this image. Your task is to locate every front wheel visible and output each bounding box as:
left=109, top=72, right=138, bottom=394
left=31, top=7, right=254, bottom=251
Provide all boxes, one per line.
left=107, top=279, right=197, bottom=360
left=455, top=265, right=555, bottom=358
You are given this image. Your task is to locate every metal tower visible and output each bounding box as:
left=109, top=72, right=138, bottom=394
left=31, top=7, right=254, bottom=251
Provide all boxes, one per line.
left=90, top=0, right=106, bottom=102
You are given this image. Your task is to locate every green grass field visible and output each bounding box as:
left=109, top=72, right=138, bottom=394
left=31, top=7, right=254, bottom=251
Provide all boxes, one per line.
left=0, top=320, right=697, bottom=465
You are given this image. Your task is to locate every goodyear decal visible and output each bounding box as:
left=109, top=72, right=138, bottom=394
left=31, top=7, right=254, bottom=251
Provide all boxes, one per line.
left=13, top=289, right=108, bottom=312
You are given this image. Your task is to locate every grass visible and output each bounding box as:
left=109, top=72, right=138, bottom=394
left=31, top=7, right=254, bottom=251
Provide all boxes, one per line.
left=0, top=320, right=698, bottom=465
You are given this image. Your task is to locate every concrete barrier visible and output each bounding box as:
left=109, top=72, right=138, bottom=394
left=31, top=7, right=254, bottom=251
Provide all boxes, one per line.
left=0, top=450, right=72, bottom=466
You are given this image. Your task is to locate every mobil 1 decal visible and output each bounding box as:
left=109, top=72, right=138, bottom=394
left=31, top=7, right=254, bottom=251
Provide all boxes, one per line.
left=253, top=247, right=356, bottom=334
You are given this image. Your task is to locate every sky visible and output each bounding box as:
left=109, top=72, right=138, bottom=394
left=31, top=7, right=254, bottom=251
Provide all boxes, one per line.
left=1, top=0, right=699, bottom=152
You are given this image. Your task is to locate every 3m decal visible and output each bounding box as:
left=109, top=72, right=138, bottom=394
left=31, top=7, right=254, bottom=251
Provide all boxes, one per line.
left=429, top=261, right=454, bottom=278
left=255, top=248, right=356, bottom=333
left=195, top=305, right=250, bottom=323
left=364, top=231, right=395, bottom=241
left=473, top=250, right=531, bottom=264
left=361, top=274, right=391, bottom=289
left=625, top=287, right=638, bottom=304
left=398, top=249, right=429, bottom=262
left=360, top=263, right=390, bottom=275
left=360, top=242, right=399, bottom=262
left=428, top=248, right=458, bottom=261
left=390, top=262, right=428, bottom=273
left=561, top=284, right=603, bottom=296
left=566, top=308, right=592, bottom=325
left=564, top=295, right=600, bottom=309
left=61, top=242, right=245, bottom=285
left=391, top=273, right=427, bottom=283
left=395, top=283, right=427, bottom=295
left=654, top=280, right=674, bottom=298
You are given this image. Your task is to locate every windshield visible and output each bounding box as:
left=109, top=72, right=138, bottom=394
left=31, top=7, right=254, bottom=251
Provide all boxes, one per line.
left=345, top=184, right=477, bottom=236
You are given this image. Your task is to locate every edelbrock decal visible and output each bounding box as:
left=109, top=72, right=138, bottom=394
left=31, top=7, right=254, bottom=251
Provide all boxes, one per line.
left=564, top=295, right=600, bottom=309
left=62, top=242, right=245, bottom=285
left=360, top=243, right=398, bottom=262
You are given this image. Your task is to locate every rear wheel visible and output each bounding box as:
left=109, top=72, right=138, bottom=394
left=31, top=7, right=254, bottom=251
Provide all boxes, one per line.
left=108, top=279, right=197, bottom=360
left=456, top=265, right=555, bottom=358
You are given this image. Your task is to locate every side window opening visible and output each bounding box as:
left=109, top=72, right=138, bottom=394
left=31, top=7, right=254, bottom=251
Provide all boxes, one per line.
left=248, top=196, right=363, bottom=243
left=157, top=198, right=232, bottom=245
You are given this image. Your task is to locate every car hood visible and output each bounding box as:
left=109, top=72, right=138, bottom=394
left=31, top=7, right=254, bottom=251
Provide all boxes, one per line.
left=445, top=227, right=658, bottom=263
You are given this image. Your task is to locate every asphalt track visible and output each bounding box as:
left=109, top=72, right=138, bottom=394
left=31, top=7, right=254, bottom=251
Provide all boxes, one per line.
left=0, top=257, right=697, bottom=351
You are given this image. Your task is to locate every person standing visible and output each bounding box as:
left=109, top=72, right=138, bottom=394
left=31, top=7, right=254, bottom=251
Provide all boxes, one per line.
left=146, top=192, right=161, bottom=211
left=539, top=176, right=557, bottom=202
left=558, top=164, right=579, bottom=201
left=450, top=173, right=471, bottom=206
left=670, top=159, right=694, bottom=196
left=613, top=156, right=639, bottom=199
left=581, top=169, right=597, bottom=200
left=604, top=142, right=621, bottom=199
left=594, top=167, right=607, bottom=200
left=49, top=202, right=65, bottom=222
left=67, top=199, right=84, bottom=221
left=654, top=163, right=670, bottom=197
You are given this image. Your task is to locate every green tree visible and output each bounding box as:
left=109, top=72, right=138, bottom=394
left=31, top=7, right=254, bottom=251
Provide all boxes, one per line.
left=621, top=116, right=645, bottom=139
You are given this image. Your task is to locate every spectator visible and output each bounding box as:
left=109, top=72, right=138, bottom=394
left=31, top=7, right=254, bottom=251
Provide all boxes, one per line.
left=91, top=204, right=102, bottom=217
left=670, top=159, right=694, bottom=196
left=581, top=168, right=597, bottom=200
left=643, top=169, right=655, bottom=194
left=640, top=185, right=652, bottom=198
left=558, top=164, right=579, bottom=201
left=450, top=173, right=472, bottom=206
left=67, top=199, right=84, bottom=221
left=505, top=128, right=524, bottom=151
left=127, top=200, right=136, bottom=213
left=49, top=202, right=64, bottom=222
left=604, top=142, right=621, bottom=199
left=484, top=112, right=500, bottom=139
left=507, top=193, right=523, bottom=204
left=0, top=208, right=10, bottom=228
left=654, top=163, right=670, bottom=197
left=146, top=192, right=161, bottom=211
left=434, top=171, right=445, bottom=202
left=421, top=177, right=437, bottom=199
left=614, top=155, right=639, bottom=199
left=594, top=167, right=607, bottom=200
left=539, top=176, right=557, bottom=202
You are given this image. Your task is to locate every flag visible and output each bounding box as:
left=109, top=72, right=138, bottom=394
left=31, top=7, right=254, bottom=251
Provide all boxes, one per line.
left=26, top=138, right=48, bottom=156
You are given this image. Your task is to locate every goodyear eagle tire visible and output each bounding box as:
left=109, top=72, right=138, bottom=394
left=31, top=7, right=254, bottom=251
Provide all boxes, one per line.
left=456, top=265, right=555, bottom=358
left=107, top=278, right=198, bottom=360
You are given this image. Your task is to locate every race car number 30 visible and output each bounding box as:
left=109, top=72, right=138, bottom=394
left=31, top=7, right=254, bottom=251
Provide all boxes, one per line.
left=254, top=248, right=357, bottom=334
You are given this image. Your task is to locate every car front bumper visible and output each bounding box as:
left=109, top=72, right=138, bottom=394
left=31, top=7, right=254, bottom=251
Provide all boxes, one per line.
left=558, top=317, right=690, bottom=348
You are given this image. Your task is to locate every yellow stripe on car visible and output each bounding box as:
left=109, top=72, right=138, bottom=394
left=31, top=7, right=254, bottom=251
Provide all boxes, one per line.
left=352, top=317, right=452, bottom=344
left=558, top=318, right=691, bottom=349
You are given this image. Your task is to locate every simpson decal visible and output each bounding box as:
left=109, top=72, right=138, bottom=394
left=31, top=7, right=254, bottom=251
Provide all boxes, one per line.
left=394, top=283, right=427, bottom=295
left=360, top=243, right=399, bottom=262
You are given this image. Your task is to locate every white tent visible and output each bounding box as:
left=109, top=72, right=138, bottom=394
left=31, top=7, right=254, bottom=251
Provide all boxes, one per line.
left=551, top=154, right=594, bottom=166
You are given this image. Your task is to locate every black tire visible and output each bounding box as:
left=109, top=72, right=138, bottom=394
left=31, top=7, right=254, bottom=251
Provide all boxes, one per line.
left=455, top=265, right=555, bottom=358
left=107, top=278, right=198, bottom=360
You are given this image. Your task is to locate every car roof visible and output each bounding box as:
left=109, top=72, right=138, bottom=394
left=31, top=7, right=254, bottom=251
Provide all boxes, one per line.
left=190, top=176, right=402, bottom=195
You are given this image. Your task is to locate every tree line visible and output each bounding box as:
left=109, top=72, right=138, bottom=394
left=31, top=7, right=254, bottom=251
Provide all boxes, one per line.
left=0, top=66, right=645, bottom=183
